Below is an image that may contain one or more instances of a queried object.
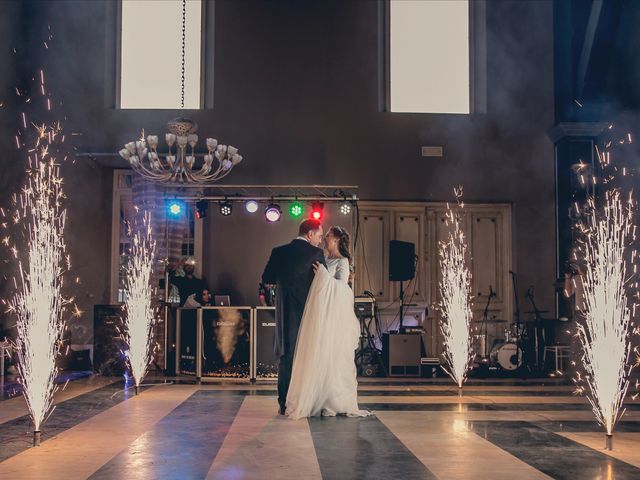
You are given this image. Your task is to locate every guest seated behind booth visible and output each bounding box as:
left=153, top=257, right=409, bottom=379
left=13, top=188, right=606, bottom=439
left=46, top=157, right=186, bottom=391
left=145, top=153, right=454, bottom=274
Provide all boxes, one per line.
left=196, top=289, right=213, bottom=306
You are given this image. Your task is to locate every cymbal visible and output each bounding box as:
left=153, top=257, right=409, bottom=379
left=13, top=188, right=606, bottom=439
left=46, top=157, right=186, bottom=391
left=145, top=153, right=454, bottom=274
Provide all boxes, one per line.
left=525, top=310, right=550, bottom=314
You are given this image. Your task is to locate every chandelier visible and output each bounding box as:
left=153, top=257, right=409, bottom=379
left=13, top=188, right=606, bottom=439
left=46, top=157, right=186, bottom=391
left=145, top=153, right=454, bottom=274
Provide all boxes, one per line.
left=117, top=0, right=242, bottom=185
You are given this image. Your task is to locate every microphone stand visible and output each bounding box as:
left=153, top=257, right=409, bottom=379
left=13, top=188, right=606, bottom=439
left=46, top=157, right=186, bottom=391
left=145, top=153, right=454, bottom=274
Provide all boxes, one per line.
left=509, top=271, right=521, bottom=336
left=509, top=271, right=526, bottom=376
left=525, top=287, right=546, bottom=372
left=480, top=286, right=496, bottom=362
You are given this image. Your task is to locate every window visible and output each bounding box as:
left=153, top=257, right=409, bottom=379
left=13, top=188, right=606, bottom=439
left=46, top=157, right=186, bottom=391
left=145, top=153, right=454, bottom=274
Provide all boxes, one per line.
left=119, top=0, right=203, bottom=109
left=389, top=0, right=470, bottom=114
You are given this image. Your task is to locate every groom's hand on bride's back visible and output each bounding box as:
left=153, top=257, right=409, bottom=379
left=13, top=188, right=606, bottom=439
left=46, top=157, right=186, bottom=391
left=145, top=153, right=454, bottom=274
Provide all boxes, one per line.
left=312, top=261, right=324, bottom=274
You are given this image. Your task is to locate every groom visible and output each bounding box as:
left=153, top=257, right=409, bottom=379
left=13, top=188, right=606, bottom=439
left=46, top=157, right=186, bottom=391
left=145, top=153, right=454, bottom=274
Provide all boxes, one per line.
left=262, top=219, right=326, bottom=415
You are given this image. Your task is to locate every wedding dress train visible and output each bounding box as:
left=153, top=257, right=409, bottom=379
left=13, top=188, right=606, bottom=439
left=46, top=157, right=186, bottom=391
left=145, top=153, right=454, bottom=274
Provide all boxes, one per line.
left=286, top=257, right=371, bottom=419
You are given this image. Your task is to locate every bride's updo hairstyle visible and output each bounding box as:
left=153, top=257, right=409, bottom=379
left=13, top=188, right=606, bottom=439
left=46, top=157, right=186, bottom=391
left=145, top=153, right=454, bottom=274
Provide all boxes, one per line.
left=330, top=226, right=351, bottom=261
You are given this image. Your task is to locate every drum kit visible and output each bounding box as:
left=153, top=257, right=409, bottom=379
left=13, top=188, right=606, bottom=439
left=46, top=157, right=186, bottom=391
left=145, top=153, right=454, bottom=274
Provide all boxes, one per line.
left=474, top=318, right=523, bottom=371
left=473, top=272, right=557, bottom=374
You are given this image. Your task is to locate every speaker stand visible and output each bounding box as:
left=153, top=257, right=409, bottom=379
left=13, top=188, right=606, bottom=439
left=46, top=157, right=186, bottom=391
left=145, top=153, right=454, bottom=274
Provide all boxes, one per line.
left=399, top=280, right=405, bottom=333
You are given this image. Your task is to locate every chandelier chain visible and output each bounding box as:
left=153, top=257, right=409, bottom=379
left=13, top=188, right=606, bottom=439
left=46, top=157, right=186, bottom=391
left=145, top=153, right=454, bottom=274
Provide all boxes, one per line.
left=181, top=0, right=186, bottom=109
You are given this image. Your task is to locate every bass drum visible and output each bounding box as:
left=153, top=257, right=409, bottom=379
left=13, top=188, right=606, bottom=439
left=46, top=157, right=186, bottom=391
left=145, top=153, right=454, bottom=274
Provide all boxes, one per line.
left=490, top=342, right=522, bottom=371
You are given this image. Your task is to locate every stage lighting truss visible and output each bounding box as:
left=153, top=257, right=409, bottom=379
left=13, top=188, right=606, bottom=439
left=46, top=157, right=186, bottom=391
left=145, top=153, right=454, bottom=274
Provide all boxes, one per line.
left=152, top=186, right=358, bottom=224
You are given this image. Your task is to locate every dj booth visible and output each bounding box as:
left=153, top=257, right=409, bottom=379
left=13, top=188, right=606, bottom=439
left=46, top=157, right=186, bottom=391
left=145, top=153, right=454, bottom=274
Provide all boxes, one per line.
left=175, top=298, right=431, bottom=381
left=176, top=306, right=279, bottom=381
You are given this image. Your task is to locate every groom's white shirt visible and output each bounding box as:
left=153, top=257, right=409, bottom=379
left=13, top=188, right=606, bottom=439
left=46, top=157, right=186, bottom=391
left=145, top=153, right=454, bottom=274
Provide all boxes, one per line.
left=295, top=236, right=309, bottom=243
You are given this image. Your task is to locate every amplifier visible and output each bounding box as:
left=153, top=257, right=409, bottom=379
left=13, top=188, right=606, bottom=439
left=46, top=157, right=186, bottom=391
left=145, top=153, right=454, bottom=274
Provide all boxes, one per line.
left=354, top=296, right=375, bottom=319
left=382, top=333, right=421, bottom=377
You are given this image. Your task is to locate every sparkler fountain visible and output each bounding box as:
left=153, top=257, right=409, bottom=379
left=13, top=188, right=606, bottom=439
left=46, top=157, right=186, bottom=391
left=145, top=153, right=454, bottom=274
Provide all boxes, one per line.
left=8, top=144, right=70, bottom=447
left=123, top=212, right=157, bottom=395
left=574, top=189, right=634, bottom=451
left=438, top=188, right=474, bottom=395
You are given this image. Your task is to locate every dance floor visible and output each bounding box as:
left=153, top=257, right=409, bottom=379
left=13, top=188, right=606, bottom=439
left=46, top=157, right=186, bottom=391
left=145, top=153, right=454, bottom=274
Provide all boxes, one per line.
left=1, top=376, right=640, bottom=479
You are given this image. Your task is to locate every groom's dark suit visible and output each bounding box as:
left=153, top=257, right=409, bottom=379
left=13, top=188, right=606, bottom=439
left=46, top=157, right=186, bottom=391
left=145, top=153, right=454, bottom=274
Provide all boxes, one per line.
left=262, top=238, right=326, bottom=411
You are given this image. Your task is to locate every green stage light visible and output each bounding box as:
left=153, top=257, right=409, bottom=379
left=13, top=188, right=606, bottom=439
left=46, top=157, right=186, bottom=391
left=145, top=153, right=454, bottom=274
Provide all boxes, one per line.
left=289, top=201, right=303, bottom=218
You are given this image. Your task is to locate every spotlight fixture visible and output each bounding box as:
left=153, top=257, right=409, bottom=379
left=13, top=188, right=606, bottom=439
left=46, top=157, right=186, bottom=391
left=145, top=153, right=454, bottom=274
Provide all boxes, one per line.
left=219, top=200, right=233, bottom=216
left=339, top=200, right=352, bottom=216
left=168, top=201, right=183, bottom=217
left=245, top=200, right=259, bottom=213
left=310, top=201, right=324, bottom=221
left=265, top=203, right=282, bottom=223
left=195, top=200, right=208, bottom=219
left=289, top=201, right=303, bottom=218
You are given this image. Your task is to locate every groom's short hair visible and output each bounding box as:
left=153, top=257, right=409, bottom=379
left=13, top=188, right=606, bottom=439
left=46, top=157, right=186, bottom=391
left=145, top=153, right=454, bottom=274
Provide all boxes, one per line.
left=299, top=219, right=322, bottom=236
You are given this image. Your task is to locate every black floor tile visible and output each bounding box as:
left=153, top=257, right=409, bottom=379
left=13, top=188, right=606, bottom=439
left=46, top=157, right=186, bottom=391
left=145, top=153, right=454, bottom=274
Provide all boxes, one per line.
left=469, top=420, right=640, bottom=480
left=308, top=415, right=437, bottom=480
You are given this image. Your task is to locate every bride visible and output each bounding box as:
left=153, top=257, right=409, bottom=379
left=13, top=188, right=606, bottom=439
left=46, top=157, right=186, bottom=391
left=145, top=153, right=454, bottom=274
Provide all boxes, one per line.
left=286, top=226, right=371, bottom=419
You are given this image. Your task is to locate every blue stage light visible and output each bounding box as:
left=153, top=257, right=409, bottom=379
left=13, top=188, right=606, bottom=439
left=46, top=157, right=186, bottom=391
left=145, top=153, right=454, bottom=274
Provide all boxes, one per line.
left=168, top=201, right=183, bottom=216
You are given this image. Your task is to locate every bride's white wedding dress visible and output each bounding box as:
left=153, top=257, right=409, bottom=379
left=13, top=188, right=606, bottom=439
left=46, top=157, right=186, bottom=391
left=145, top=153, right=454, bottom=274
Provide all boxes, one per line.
left=286, top=257, right=371, bottom=420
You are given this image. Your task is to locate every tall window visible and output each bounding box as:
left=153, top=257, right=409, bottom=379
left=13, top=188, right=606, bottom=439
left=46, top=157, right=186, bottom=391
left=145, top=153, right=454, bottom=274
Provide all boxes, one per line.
left=389, top=0, right=470, bottom=114
left=120, top=0, right=202, bottom=109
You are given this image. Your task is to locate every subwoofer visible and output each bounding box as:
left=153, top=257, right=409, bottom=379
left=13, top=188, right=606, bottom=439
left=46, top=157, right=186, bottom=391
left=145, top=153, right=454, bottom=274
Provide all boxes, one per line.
left=382, top=333, right=421, bottom=377
left=389, top=240, right=415, bottom=281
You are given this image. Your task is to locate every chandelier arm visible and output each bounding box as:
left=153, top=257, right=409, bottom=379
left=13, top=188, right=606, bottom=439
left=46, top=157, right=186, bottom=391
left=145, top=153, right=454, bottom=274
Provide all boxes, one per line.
left=210, top=157, right=226, bottom=174
left=131, top=158, right=166, bottom=178
left=168, top=170, right=183, bottom=184
left=135, top=149, right=179, bottom=181
left=188, top=158, right=225, bottom=182
left=201, top=166, right=234, bottom=182
left=189, top=157, right=226, bottom=181
left=155, top=155, right=173, bottom=171
left=191, top=168, right=212, bottom=180
left=201, top=162, right=225, bottom=180
left=181, top=167, right=202, bottom=183
left=137, top=162, right=175, bottom=182
left=193, top=155, right=222, bottom=180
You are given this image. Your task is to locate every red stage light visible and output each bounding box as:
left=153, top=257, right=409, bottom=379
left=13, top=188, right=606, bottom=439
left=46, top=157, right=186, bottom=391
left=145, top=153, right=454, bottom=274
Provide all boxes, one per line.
left=310, top=202, right=324, bottom=221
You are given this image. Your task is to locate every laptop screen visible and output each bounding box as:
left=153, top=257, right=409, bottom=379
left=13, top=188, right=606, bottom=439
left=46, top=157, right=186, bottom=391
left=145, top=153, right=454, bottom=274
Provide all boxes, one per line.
left=214, top=295, right=231, bottom=306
